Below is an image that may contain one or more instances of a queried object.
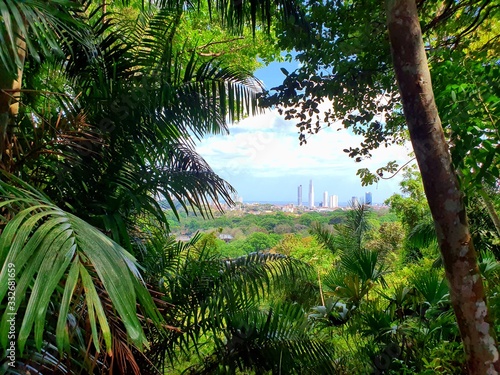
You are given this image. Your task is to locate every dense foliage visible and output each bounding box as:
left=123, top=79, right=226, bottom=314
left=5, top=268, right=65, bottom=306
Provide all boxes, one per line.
left=1, top=0, right=499, bottom=374
left=165, top=178, right=500, bottom=373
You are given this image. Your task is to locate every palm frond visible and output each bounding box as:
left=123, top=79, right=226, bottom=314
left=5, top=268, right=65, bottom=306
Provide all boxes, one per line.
left=191, top=302, right=337, bottom=374
left=146, top=240, right=314, bottom=370
left=407, top=217, right=438, bottom=249
left=150, top=0, right=309, bottom=36
left=339, top=248, right=387, bottom=287
left=411, top=270, right=449, bottom=307
left=0, top=0, right=91, bottom=78
left=323, top=270, right=368, bottom=305
left=358, top=302, right=395, bottom=343
left=322, top=247, right=387, bottom=306
left=7, top=4, right=264, bottom=230
left=218, top=251, right=313, bottom=302
left=0, top=175, right=165, bottom=357
left=478, top=250, right=500, bottom=280
left=152, top=143, right=237, bottom=217
left=309, top=221, right=338, bottom=255
left=313, top=204, right=373, bottom=256
left=165, top=244, right=312, bottom=323
left=129, top=8, right=263, bottom=135
left=345, top=203, right=372, bottom=248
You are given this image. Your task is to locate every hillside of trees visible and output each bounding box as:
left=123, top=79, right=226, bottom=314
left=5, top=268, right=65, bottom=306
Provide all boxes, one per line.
left=0, top=0, right=499, bottom=374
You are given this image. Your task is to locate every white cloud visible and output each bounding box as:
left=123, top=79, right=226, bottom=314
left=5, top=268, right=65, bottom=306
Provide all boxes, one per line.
left=197, top=108, right=412, bottom=182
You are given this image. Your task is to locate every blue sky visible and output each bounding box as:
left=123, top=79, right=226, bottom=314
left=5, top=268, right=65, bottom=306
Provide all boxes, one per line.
left=196, top=60, right=413, bottom=204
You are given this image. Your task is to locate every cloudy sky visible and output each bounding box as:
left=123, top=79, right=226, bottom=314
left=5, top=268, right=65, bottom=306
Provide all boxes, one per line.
left=196, top=60, right=413, bottom=205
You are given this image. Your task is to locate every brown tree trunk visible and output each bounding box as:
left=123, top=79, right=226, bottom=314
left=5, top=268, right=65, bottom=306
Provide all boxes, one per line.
left=385, top=0, right=500, bottom=373
left=0, top=26, right=26, bottom=171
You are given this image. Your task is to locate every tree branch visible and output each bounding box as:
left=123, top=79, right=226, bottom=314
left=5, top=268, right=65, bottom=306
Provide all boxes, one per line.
left=197, top=36, right=245, bottom=50
left=379, top=158, right=416, bottom=180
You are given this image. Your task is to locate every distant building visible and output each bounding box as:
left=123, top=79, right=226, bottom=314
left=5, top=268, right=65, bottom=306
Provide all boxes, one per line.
left=323, top=191, right=328, bottom=208
left=309, top=180, right=315, bottom=208
left=298, top=185, right=303, bottom=206
left=352, top=196, right=359, bottom=207
left=219, top=234, right=234, bottom=243
left=330, top=195, right=339, bottom=208
left=365, top=192, right=373, bottom=205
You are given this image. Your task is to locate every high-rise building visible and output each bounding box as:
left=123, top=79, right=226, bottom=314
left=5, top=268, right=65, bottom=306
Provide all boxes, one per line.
left=365, top=192, right=373, bottom=205
left=330, top=195, right=338, bottom=208
left=298, top=185, right=303, bottom=206
left=323, top=191, right=328, bottom=208
left=352, top=196, right=359, bottom=207
left=309, top=180, right=315, bottom=208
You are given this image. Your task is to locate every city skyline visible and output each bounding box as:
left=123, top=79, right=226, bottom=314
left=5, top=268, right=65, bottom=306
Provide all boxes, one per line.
left=294, top=180, right=375, bottom=207
left=195, top=59, right=413, bottom=204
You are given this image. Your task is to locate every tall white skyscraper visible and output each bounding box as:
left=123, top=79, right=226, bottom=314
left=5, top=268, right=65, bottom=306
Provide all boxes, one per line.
left=330, top=195, right=338, bottom=208
left=298, top=185, right=303, bottom=206
left=323, top=191, right=328, bottom=208
left=309, top=180, right=315, bottom=208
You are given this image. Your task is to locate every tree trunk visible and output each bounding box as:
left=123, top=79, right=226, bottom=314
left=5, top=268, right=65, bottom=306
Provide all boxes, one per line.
left=385, top=0, right=500, bottom=373
left=0, top=25, right=26, bottom=171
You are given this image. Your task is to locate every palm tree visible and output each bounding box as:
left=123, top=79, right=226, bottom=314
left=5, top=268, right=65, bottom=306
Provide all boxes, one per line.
left=0, top=1, right=380, bottom=373
left=0, top=1, right=265, bottom=372
left=310, top=204, right=386, bottom=306
left=137, top=232, right=337, bottom=374
left=0, top=175, right=166, bottom=374
left=0, top=0, right=94, bottom=170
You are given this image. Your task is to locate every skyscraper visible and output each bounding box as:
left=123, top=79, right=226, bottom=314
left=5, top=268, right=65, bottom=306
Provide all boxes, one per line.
left=309, top=180, right=315, bottom=208
left=330, top=195, right=338, bottom=208
left=323, top=191, right=328, bottom=208
left=365, top=192, right=373, bottom=205
left=298, top=185, right=303, bottom=206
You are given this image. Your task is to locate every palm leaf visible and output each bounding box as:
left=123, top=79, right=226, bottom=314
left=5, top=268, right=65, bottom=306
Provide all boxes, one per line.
left=0, top=175, right=165, bottom=356
left=153, top=0, right=309, bottom=36
left=312, top=204, right=373, bottom=256
left=411, top=270, right=449, bottom=307
left=129, top=9, right=263, bottom=135
left=322, top=247, right=387, bottom=306
left=26, top=7, right=262, bottom=228
left=309, top=221, right=338, bottom=255
left=407, top=217, right=438, bottom=249
left=0, top=0, right=91, bottom=78
left=478, top=250, right=500, bottom=279
left=339, top=248, right=387, bottom=287
left=191, top=302, right=337, bottom=374
left=146, top=238, right=314, bottom=370
left=358, top=302, right=395, bottom=343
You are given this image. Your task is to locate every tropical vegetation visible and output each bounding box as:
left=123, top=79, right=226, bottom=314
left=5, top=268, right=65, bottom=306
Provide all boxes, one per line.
left=0, top=0, right=499, bottom=374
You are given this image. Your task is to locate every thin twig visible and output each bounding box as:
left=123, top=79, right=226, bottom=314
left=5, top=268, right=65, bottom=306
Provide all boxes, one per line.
left=197, top=36, right=245, bottom=50
left=379, top=157, right=416, bottom=180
